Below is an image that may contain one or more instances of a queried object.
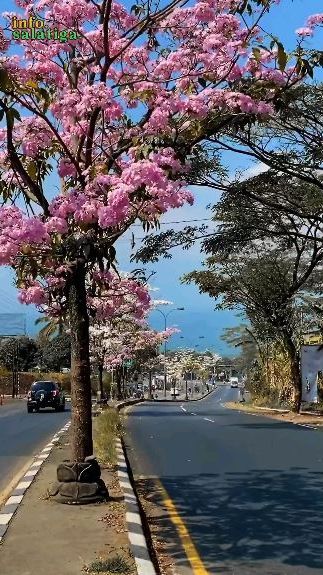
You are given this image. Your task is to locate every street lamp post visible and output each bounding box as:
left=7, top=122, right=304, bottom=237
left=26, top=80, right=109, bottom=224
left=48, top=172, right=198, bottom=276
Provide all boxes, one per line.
left=153, top=307, right=184, bottom=397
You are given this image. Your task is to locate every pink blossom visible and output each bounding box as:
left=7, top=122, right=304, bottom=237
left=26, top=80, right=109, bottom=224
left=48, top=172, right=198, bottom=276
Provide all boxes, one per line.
left=58, top=158, right=77, bottom=178
left=19, top=285, right=47, bottom=305
left=295, top=27, right=313, bottom=37
left=307, top=14, right=323, bottom=27
left=45, top=217, right=69, bottom=234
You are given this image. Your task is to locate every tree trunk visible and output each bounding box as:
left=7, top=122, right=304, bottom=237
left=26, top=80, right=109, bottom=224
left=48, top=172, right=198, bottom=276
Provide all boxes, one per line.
left=148, top=370, right=153, bottom=400
left=115, top=366, right=123, bottom=400
left=98, top=363, right=104, bottom=398
left=284, top=335, right=302, bottom=413
left=68, top=261, right=93, bottom=461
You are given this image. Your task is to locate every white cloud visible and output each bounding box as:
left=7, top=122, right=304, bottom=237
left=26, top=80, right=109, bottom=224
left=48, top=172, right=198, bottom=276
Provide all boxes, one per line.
left=241, top=162, right=268, bottom=180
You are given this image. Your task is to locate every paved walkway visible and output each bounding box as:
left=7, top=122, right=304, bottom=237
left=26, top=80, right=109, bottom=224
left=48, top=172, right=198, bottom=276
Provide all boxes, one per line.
left=0, top=433, right=135, bottom=575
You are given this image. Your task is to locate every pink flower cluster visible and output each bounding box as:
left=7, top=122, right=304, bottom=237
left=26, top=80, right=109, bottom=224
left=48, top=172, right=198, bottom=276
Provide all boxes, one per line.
left=47, top=149, right=193, bottom=228
left=0, top=0, right=315, bottom=327
left=90, top=271, right=151, bottom=322
left=92, top=319, right=177, bottom=368
left=296, top=13, right=323, bottom=36
left=18, top=283, right=47, bottom=305
left=0, top=206, right=50, bottom=264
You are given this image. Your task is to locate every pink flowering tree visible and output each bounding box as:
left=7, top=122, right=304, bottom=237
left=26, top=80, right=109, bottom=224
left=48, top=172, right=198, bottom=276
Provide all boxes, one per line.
left=0, top=0, right=304, bottom=460
left=89, top=272, right=152, bottom=397
left=104, top=323, right=177, bottom=398
left=89, top=278, right=177, bottom=399
left=91, top=318, right=176, bottom=397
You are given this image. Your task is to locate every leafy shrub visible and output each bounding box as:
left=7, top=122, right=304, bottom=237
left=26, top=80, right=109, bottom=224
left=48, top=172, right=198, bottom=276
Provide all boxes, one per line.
left=87, top=555, right=131, bottom=574
left=94, top=408, right=123, bottom=465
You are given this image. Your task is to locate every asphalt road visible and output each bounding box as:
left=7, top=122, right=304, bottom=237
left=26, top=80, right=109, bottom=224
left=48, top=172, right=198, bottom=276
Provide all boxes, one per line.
left=125, top=385, right=323, bottom=575
left=0, top=400, right=70, bottom=500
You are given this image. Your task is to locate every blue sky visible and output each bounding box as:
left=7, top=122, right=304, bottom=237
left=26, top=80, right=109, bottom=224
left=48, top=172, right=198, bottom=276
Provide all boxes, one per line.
left=0, top=0, right=322, bottom=356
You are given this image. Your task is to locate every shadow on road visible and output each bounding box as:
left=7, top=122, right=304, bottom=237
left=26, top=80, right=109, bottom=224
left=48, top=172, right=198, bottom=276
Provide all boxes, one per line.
left=135, top=468, right=323, bottom=574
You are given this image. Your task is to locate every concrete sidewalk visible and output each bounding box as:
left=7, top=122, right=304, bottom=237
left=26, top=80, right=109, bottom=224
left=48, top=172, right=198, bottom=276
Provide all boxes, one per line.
left=0, top=433, right=136, bottom=575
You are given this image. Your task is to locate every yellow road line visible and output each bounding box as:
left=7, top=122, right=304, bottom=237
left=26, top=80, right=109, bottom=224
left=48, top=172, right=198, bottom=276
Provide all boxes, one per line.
left=155, top=478, right=210, bottom=575
left=0, top=456, right=36, bottom=509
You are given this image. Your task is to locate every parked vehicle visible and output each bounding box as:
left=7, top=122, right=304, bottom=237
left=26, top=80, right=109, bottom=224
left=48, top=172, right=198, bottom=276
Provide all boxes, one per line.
left=229, top=377, right=239, bottom=388
left=27, top=381, right=66, bottom=413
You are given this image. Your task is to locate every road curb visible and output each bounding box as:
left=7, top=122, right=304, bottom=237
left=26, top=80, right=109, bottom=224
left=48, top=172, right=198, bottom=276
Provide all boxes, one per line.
left=0, top=421, right=71, bottom=543
left=116, top=437, right=157, bottom=575
left=223, top=403, right=321, bottom=430
left=116, top=398, right=145, bottom=411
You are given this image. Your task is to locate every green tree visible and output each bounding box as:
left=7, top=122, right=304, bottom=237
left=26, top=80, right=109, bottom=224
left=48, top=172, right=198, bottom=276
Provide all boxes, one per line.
left=37, top=333, right=71, bottom=372
left=183, top=247, right=323, bottom=412
left=221, top=325, right=259, bottom=373
left=0, top=336, right=38, bottom=371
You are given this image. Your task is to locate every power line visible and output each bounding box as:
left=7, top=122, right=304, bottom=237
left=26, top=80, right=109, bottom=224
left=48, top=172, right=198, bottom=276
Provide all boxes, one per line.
left=132, top=218, right=212, bottom=227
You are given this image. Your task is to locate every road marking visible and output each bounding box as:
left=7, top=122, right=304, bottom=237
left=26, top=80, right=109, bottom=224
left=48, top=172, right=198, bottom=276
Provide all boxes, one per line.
left=181, top=406, right=187, bottom=412
left=190, top=413, right=197, bottom=416
left=0, top=421, right=71, bottom=542
left=155, top=479, right=209, bottom=575
left=204, top=418, right=215, bottom=423
left=0, top=456, right=38, bottom=508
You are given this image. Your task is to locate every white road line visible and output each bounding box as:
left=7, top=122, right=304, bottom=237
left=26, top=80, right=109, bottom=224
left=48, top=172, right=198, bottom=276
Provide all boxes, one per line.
left=180, top=406, right=187, bottom=412
left=0, top=420, right=71, bottom=543
left=204, top=417, right=215, bottom=423
left=190, top=412, right=197, bottom=416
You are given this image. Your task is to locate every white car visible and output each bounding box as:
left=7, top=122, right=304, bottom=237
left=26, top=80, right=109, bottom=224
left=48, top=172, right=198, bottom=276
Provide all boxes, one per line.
left=170, top=387, right=180, bottom=396
left=229, top=377, right=239, bottom=388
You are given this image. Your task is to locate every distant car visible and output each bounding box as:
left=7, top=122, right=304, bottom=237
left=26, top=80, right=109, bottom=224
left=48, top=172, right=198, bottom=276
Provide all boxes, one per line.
left=229, top=377, right=239, bottom=388
left=171, top=387, right=180, bottom=396
left=27, top=381, right=66, bottom=413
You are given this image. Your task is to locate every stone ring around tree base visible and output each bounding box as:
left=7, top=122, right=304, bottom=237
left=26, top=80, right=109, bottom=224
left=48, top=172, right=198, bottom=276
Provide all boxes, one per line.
left=49, top=456, right=109, bottom=504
